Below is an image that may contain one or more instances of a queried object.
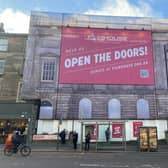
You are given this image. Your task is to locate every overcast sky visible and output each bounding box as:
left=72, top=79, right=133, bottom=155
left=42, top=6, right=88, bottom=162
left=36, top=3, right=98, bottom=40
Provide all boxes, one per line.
left=0, top=0, right=167, bottom=33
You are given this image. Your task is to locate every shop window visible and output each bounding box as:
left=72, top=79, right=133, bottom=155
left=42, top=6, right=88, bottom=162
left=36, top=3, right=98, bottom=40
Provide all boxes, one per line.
left=79, top=98, right=92, bottom=119
left=108, top=99, right=121, bottom=119
left=137, top=99, right=150, bottom=119
left=41, top=61, right=55, bottom=81
left=39, top=100, right=53, bottom=119
left=0, top=60, right=5, bottom=74
left=0, top=38, right=8, bottom=51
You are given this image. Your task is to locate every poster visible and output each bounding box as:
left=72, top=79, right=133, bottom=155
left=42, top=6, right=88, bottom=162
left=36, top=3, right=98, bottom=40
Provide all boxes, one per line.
left=133, top=121, right=143, bottom=137
left=112, top=123, right=123, bottom=138
left=139, top=127, right=148, bottom=151
left=60, top=27, right=154, bottom=85
left=148, top=127, right=157, bottom=150
left=85, top=124, right=98, bottom=140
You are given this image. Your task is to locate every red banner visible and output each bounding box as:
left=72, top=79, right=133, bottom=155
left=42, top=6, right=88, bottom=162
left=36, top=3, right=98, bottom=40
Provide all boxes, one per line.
left=85, top=124, right=98, bottom=140
left=33, top=135, right=57, bottom=140
left=91, top=124, right=98, bottom=140
left=133, top=121, right=143, bottom=137
left=112, top=123, right=123, bottom=138
left=59, top=27, right=154, bottom=85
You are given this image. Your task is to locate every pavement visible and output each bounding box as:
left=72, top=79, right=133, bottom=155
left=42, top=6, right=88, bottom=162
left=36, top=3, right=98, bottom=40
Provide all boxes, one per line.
left=1, top=140, right=168, bottom=153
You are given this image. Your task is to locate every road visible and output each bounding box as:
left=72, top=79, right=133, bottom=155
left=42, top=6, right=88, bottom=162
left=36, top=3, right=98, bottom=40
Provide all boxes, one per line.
left=0, top=151, right=168, bottom=168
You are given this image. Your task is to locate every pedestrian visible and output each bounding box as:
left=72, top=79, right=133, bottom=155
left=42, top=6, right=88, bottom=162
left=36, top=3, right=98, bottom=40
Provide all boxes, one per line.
left=72, top=131, right=78, bottom=150
left=105, top=127, right=110, bottom=142
left=4, top=133, right=13, bottom=148
left=12, top=131, right=22, bottom=153
left=59, top=129, right=66, bottom=144
left=85, top=131, right=91, bottom=151
left=22, top=126, right=28, bottom=143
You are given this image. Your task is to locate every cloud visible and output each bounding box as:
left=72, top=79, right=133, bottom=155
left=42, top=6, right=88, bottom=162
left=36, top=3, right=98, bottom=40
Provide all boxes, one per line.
left=0, top=8, right=30, bottom=33
left=85, top=0, right=159, bottom=17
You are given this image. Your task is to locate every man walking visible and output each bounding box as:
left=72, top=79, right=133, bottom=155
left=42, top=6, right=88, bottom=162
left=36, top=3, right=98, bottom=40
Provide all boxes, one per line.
left=72, top=131, right=78, bottom=150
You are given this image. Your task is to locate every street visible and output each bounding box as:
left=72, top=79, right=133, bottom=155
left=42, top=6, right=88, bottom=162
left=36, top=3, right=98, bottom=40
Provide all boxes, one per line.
left=0, top=151, right=168, bottom=168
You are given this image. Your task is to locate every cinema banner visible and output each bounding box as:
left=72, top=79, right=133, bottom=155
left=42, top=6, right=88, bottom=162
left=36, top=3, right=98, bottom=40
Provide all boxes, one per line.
left=59, top=27, right=154, bottom=85
left=112, top=123, right=123, bottom=138
left=133, top=121, right=143, bottom=137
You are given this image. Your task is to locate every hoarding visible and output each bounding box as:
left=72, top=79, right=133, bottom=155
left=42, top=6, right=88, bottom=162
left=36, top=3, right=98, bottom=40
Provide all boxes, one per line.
left=59, top=27, right=154, bottom=85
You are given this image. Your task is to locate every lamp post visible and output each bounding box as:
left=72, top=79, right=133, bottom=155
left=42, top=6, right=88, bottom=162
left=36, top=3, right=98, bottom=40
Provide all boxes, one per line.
left=56, top=114, right=63, bottom=151
left=80, top=110, right=84, bottom=152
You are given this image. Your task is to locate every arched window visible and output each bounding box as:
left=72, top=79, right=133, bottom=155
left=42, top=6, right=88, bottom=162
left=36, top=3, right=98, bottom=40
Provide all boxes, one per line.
left=79, top=98, right=92, bottom=119
left=108, top=99, right=121, bottom=119
left=39, top=100, right=53, bottom=119
left=137, top=99, right=150, bottom=119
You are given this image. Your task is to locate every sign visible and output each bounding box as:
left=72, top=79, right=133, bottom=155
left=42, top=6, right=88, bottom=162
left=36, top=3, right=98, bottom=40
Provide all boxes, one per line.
left=112, top=123, right=123, bottom=138
left=133, top=121, right=143, bottom=137
left=139, top=127, right=148, bottom=151
left=59, top=27, right=154, bottom=85
left=33, top=135, right=57, bottom=140
left=85, top=124, right=98, bottom=140
left=138, top=127, right=158, bottom=151
left=148, top=127, right=158, bottom=151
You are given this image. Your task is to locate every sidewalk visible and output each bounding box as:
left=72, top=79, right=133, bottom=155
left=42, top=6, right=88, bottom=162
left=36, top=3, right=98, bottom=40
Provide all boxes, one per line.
left=1, top=141, right=168, bottom=153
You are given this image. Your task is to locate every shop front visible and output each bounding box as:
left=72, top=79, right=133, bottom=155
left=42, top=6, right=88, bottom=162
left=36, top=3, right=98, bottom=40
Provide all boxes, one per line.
left=0, top=103, right=35, bottom=144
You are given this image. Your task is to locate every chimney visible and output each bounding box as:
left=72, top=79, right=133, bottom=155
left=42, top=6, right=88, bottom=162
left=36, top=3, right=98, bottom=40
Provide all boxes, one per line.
left=0, top=23, right=5, bottom=32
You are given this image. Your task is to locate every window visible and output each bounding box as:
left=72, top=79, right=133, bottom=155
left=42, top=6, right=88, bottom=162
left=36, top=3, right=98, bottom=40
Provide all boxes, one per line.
left=0, top=38, right=8, bottom=51
left=137, top=99, right=150, bottom=119
left=79, top=98, right=92, bottom=119
left=41, top=61, right=55, bottom=81
left=108, top=99, right=121, bottom=119
left=0, top=60, right=5, bottom=74
left=16, top=81, right=25, bottom=102
left=39, top=100, right=53, bottom=119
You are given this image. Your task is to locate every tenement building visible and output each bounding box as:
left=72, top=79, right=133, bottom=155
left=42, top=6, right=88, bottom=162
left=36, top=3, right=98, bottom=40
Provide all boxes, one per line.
left=22, top=11, right=168, bottom=148
left=0, top=23, right=37, bottom=143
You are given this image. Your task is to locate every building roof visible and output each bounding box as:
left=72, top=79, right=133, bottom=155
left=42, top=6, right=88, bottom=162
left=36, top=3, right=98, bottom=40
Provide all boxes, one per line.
left=30, top=11, right=168, bottom=32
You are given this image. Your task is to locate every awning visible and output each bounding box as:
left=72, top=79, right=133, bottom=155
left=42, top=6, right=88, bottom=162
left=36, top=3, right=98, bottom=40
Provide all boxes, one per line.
left=0, top=103, right=33, bottom=119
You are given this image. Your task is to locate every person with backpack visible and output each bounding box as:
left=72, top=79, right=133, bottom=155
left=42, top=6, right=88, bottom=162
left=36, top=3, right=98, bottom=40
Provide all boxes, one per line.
left=85, top=131, right=91, bottom=151
left=59, top=129, right=66, bottom=144
left=12, top=131, right=22, bottom=153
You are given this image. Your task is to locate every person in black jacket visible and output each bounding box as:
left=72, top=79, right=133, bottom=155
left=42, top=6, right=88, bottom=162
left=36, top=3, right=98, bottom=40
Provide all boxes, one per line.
left=12, top=131, right=22, bottom=153
left=105, top=127, right=110, bottom=142
left=59, top=129, right=66, bottom=144
left=85, top=131, right=91, bottom=151
left=72, top=131, right=78, bottom=150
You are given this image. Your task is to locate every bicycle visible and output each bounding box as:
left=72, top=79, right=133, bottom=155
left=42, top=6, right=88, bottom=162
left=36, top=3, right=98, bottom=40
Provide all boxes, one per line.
left=4, top=143, right=31, bottom=157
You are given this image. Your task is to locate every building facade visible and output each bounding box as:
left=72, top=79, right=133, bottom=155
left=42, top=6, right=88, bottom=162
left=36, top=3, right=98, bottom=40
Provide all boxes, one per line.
left=0, top=23, right=37, bottom=143
left=22, top=12, right=168, bottom=143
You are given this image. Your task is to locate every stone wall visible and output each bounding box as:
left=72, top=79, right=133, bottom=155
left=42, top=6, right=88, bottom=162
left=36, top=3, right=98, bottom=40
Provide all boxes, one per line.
left=0, top=34, right=27, bottom=101
left=21, top=12, right=168, bottom=119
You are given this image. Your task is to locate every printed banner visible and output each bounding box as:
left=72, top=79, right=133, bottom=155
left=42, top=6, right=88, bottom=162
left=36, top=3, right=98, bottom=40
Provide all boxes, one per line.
left=59, top=27, right=154, bottom=85
left=33, top=135, right=57, bottom=140
left=148, top=127, right=158, bottom=150
left=139, top=127, right=148, bottom=150
left=85, top=124, right=98, bottom=140
left=133, top=121, right=143, bottom=137
left=112, top=123, right=123, bottom=138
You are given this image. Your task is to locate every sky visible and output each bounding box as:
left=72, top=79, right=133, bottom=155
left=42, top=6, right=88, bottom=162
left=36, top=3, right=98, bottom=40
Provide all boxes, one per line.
left=0, top=0, right=168, bottom=33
